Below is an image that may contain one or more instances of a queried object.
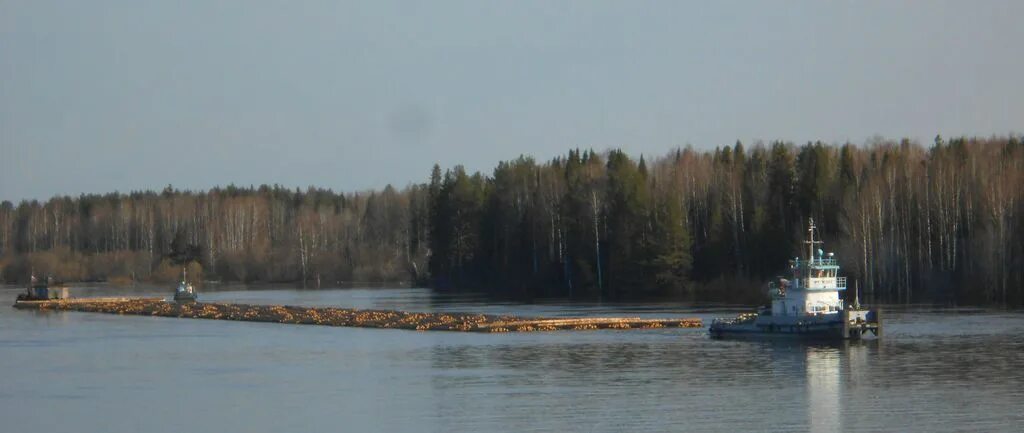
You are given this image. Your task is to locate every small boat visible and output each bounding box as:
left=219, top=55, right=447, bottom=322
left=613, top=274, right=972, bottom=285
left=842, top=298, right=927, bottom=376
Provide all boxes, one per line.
left=16, top=274, right=70, bottom=301
left=173, top=268, right=197, bottom=303
left=709, top=219, right=881, bottom=340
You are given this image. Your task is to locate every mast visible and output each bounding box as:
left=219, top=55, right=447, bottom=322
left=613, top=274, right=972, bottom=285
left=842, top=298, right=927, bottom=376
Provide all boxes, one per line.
left=805, top=218, right=822, bottom=263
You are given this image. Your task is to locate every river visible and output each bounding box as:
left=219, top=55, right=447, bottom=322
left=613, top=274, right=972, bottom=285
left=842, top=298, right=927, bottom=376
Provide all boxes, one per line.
left=1, top=285, right=1022, bottom=432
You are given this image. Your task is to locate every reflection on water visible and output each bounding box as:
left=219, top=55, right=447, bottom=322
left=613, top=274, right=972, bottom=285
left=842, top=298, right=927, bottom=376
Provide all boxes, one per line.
left=806, top=344, right=842, bottom=433
left=1, top=286, right=1023, bottom=432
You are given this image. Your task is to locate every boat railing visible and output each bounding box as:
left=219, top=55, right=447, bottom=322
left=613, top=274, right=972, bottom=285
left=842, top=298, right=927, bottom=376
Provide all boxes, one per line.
left=807, top=257, right=838, bottom=267
left=712, top=313, right=757, bottom=326
left=795, top=312, right=842, bottom=324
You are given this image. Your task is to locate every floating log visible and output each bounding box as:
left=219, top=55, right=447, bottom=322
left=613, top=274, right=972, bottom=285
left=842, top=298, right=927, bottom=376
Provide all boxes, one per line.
left=13, top=298, right=702, bottom=332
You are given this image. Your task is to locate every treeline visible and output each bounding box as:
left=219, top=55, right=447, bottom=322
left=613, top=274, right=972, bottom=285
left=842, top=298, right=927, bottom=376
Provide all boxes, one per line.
left=1, top=136, right=1022, bottom=305
left=424, top=136, right=1024, bottom=305
left=0, top=184, right=430, bottom=285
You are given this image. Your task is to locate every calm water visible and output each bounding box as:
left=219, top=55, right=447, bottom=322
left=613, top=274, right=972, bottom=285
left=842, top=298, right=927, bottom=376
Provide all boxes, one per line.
left=1, top=285, right=1022, bottom=433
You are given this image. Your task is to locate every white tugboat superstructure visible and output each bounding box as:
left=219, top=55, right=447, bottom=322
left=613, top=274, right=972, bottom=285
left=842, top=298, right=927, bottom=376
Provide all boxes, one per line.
left=709, top=219, right=881, bottom=340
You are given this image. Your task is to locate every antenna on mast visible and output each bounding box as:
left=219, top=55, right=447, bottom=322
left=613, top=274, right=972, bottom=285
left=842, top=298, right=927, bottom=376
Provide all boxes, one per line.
left=805, top=218, right=822, bottom=262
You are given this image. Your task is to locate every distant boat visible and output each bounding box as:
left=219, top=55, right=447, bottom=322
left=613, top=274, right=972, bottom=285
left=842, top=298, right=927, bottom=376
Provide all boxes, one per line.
left=709, top=218, right=881, bottom=340
left=16, top=273, right=69, bottom=301
left=173, top=268, right=197, bottom=303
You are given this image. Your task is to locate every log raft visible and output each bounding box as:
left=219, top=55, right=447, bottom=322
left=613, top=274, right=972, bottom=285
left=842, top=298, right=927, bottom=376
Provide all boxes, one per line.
left=13, top=298, right=703, bottom=332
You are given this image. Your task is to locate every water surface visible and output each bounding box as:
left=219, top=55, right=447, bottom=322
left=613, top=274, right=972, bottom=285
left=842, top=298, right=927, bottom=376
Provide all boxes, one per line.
left=1, top=285, right=1021, bottom=432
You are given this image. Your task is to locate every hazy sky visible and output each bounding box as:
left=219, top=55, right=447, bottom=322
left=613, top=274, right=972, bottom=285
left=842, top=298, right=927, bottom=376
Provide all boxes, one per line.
left=2, top=1, right=1022, bottom=202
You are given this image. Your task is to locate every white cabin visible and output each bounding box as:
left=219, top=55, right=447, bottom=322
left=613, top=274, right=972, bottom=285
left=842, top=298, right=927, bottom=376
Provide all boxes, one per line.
left=769, top=219, right=846, bottom=317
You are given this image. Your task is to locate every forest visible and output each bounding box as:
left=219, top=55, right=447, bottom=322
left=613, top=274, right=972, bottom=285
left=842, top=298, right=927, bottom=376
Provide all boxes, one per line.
left=2, top=135, right=1022, bottom=306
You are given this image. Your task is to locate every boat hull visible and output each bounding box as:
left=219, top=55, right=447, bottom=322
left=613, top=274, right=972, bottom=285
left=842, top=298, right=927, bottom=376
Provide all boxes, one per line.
left=710, top=322, right=848, bottom=340
left=173, top=292, right=197, bottom=303
left=709, top=309, right=881, bottom=341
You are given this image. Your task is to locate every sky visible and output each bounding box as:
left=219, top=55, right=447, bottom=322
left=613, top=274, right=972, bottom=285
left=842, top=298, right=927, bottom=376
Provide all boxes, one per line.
left=2, top=1, right=1022, bottom=202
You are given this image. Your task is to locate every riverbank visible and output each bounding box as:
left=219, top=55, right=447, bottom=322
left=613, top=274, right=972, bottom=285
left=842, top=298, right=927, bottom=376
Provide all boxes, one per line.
left=12, top=298, right=703, bottom=332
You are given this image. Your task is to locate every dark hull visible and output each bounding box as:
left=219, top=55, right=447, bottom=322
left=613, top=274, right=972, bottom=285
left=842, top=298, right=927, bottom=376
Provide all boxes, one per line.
left=710, top=309, right=881, bottom=341
left=709, top=323, right=848, bottom=340
left=173, top=293, right=197, bottom=302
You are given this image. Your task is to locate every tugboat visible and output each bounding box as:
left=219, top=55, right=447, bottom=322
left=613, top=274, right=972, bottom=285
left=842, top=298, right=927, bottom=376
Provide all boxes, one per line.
left=710, top=219, right=881, bottom=340
left=173, top=268, right=197, bottom=303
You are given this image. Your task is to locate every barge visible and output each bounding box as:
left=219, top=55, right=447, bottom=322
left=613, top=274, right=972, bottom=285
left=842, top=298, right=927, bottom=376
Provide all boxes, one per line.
left=12, top=298, right=702, bottom=333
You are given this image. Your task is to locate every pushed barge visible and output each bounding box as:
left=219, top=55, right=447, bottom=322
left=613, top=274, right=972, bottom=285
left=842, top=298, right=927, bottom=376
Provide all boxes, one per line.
left=710, top=219, right=881, bottom=340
